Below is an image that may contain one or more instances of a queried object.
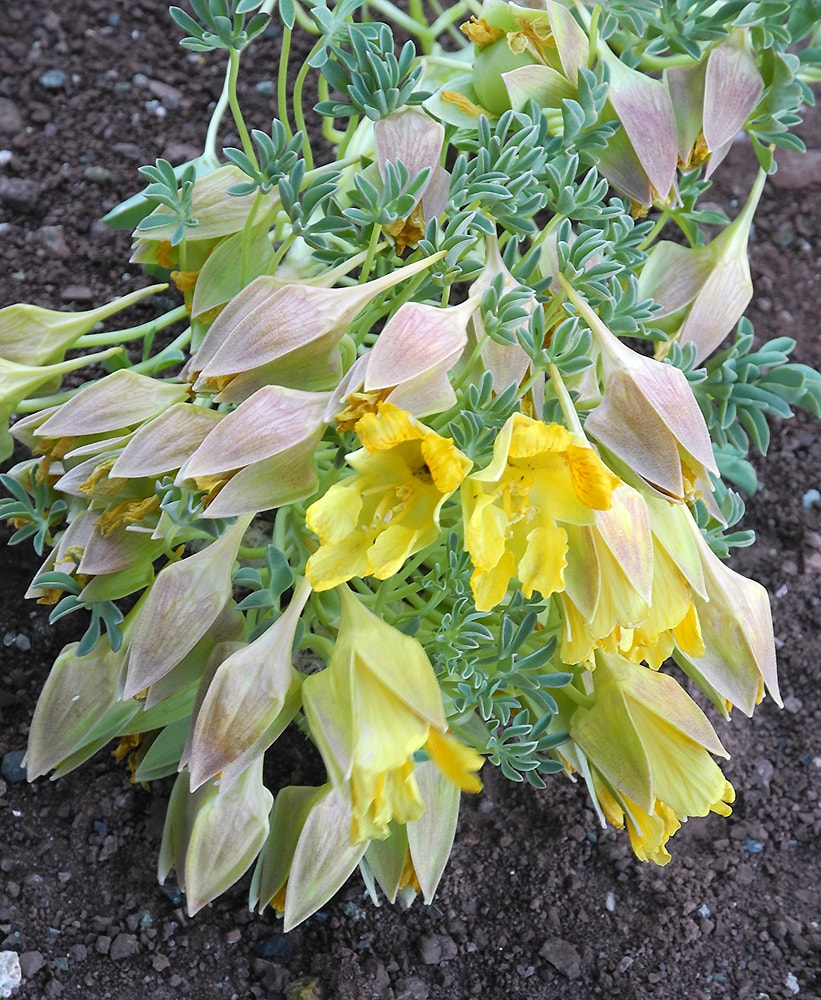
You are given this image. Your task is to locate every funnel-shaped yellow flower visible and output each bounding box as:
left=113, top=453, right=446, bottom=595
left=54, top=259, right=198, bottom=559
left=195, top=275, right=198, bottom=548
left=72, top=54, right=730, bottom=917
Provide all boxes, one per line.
left=463, top=412, right=619, bottom=611
left=570, top=651, right=734, bottom=828
left=306, top=403, right=471, bottom=590
left=302, top=587, right=483, bottom=843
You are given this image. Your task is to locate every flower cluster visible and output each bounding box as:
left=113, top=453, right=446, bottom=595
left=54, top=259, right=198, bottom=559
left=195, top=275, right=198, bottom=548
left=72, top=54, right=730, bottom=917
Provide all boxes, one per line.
left=2, top=0, right=819, bottom=929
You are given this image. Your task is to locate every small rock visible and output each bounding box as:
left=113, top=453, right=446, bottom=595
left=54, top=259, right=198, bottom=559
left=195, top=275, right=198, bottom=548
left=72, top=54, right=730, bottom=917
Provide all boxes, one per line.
left=225, top=928, right=241, bottom=944
left=785, top=971, right=800, bottom=995
left=1, top=750, right=26, bottom=784
left=783, top=695, right=803, bottom=715
left=0, top=951, right=21, bottom=997
left=18, top=951, right=44, bottom=977
left=161, top=142, right=201, bottom=165
left=393, top=977, right=429, bottom=1000
left=771, top=149, right=821, bottom=190
left=68, top=945, right=86, bottom=963
left=152, top=954, right=171, bottom=972
left=38, top=69, right=67, bottom=90
left=83, top=166, right=112, bottom=185
left=59, top=285, right=94, bottom=304
left=109, top=933, right=139, bottom=961
left=254, top=934, right=291, bottom=959
left=147, top=80, right=183, bottom=108
left=95, top=936, right=111, bottom=955
left=284, top=976, right=322, bottom=1000
left=0, top=177, right=40, bottom=212
left=418, top=933, right=457, bottom=965
left=0, top=98, right=23, bottom=135
left=753, top=759, right=774, bottom=793
left=539, top=937, right=581, bottom=979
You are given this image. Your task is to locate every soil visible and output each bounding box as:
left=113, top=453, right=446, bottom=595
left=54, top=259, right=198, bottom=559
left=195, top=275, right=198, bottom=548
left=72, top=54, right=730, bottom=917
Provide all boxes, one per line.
left=1, top=4, right=820, bottom=1000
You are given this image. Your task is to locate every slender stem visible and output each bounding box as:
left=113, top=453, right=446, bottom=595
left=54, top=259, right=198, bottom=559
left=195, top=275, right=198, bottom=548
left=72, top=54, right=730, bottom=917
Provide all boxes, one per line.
left=547, top=363, right=585, bottom=438
left=203, top=59, right=233, bottom=164
left=128, top=328, right=193, bottom=375
left=293, top=52, right=318, bottom=171
left=228, top=49, right=257, bottom=166
left=278, top=25, right=294, bottom=138
left=76, top=304, right=188, bottom=348
left=358, top=223, right=384, bottom=285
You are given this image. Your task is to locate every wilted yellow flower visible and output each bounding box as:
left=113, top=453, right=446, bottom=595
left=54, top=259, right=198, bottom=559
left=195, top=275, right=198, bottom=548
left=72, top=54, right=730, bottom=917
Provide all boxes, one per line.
left=570, top=651, right=735, bottom=847
left=302, top=587, right=483, bottom=843
left=306, top=403, right=471, bottom=590
left=463, top=412, right=619, bottom=611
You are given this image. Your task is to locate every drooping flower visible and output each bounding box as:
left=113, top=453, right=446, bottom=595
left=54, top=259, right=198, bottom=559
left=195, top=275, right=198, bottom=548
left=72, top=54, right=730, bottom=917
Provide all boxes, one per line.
left=665, top=29, right=763, bottom=176
left=638, top=168, right=765, bottom=364
left=158, top=756, right=273, bottom=916
left=305, top=402, right=472, bottom=590
left=674, top=509, right=780, bottom=716
left=462, top=412, right=620, bottom=611
left=250, top=784, right=367, bottom=931
left=0, top=284, right=165, bottom=367
left=560, top=276, right=718, bottom=501
left=374, top=107, right=451, bottom=253
left=301, top=586, right=483, bottom=843
left=569, top=650, right=735, bottom=862
left=178, top=386, right=330, bottom=516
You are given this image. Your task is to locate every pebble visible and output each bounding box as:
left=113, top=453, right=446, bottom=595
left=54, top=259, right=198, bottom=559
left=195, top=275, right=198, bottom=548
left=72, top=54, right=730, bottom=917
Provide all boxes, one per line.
left=770, top=149, right=821, bottom=190
left=18, top=951, right=44, bottom=977
left=418, top=933, right=457, bottom=965
left=0, top=98, right=23, bottom=135
left=0, top=951, right=21, bottom=998
left=802, top=488, right=820, bottom=509
left=83, top=166, right=113, bottom=185
left=785, top=971, right=800, bottom=994
left=0, top=750, right=26, bottom=784
left=146, top=80, right=183, bottom=109
left=393, top=978, right=429, bottom=1000
left=59, top=285, right=94, bottom=304
left=539, top=937, right=581, bottom=979
left=109, top=933, right=139, bottom=961
left=254, top=934, right=291, bottom=959
left=38, top=69, right=67, bottom=90
left=783, top=696, right=803, bottom=715
left=0, top=177, right=40, bottom=212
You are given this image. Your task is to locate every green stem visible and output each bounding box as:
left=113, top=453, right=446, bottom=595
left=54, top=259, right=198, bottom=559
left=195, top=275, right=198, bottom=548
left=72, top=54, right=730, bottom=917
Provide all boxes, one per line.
left=203, top=60, right=233, bottom=164
left=637, top=209, right=671, bottom=252
left=547, top=363, right=585, bottom=438
left=228, top=49, right=257, bottom=166
left=278, top=25, right=294, bottom=138
left=128, top=328, right=193, bottom=375
left=293, top=50, right=319, bottom=171
left=359, top=223, right=384, bottom=285
left=75, top=304, right=188, bottom=348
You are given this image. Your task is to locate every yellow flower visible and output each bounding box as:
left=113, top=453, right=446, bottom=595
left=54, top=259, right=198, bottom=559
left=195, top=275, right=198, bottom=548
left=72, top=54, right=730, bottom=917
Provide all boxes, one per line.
left=462, top=412, right=619, bottom=611
left=306, top=402, right=471, bottom=590
left=570, top=651, right=734, bottom=847
left=302, top=587, right=483, bottom=843
left=593, top=776, right=681, bottom=866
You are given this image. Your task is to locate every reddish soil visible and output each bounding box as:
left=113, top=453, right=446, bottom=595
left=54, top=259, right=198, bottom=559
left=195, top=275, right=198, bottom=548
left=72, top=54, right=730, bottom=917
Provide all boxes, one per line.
left=1, top=4, right=820, bottom=999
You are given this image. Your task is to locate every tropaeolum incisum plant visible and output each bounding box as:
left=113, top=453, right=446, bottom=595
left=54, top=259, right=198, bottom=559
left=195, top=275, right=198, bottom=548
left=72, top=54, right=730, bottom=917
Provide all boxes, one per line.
left=2, top=0, right=821, bottom=927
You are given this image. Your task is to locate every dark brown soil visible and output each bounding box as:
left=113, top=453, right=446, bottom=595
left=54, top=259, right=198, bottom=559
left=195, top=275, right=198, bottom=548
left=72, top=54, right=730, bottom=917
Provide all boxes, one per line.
left=1, top=4, right=820, bottom=999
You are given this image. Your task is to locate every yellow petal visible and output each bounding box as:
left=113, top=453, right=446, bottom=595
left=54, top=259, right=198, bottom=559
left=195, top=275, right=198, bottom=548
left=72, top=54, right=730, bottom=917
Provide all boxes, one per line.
left=425, top=727, right=484, bottom=793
